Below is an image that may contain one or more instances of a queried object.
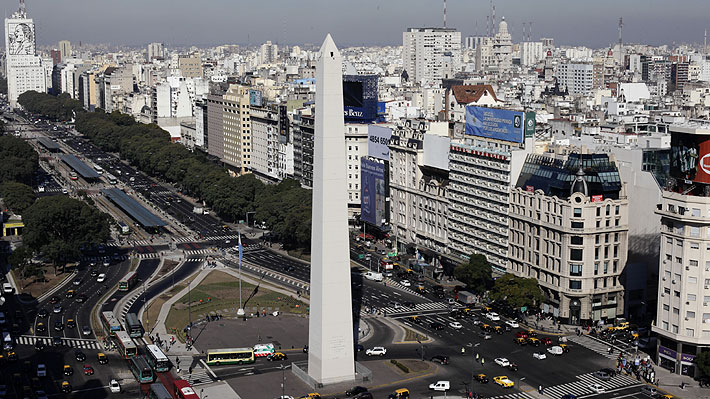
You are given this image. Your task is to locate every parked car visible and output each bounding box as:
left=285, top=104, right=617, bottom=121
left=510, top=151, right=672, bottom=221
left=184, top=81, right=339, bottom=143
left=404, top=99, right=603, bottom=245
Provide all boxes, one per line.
left=366, top=347, right=387, bottom=356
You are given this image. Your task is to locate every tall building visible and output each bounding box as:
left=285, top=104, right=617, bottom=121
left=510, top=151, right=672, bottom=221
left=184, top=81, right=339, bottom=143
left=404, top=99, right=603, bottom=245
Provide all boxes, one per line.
left=402, top=27, right=461, bottom=85
left=4, top=0, right=46, bottom=108
left=205, top=84, right=252, bottom=174
left=520, top=41, right=544, bottom=67
left=652, top=122, right=710, bottom=377
left=178, top=53, right=202, bottom=78
left=259, top=41, right=278, bottom=64
left=509, top=153, right=628, bottom=325
left=556, top=62, right=594, bottom=95
left=475, top=18, right=513, bottom=73
left=58, top=40, right=71, bottom=59
left=147, top=42, right=164, bottom=61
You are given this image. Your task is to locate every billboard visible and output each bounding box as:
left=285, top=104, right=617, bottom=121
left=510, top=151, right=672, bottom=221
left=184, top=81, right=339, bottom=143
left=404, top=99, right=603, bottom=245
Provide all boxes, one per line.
left=465, top=106, right=524, bottom=143
left=343, top=75, right=378, bottom=122
left=670, top=133, right=710, bottom=184
left=361, top=158, right=386, bottom=227
left=525, top=111, right=536, bottom=138
left=249, top=89, right=263, bottom=107
left=368, top=125, right=392, bottom=161
left=6, top=21, right=36, bottom=56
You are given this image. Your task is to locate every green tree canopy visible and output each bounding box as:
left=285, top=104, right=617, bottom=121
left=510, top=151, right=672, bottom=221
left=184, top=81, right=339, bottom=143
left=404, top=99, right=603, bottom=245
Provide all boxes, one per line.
left=698, top=351, right=710, bottom=377
left=489, top=274, right=544, bottom=310
left=0, top=135, right=39, bottom=185
left=453, top=253, right=493, bottom=293
left=0, top=181, right=36, bottom=214
left=22, top=196, right=110, bottom=267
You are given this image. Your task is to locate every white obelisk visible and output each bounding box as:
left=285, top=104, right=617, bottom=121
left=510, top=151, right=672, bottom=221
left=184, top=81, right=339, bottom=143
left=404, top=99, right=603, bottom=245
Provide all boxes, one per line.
left=307, top=34, right=355, bottom=384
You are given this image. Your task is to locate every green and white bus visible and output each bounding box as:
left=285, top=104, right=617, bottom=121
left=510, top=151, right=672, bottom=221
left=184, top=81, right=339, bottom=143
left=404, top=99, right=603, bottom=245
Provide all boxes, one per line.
left=206, top=347, right=255, bottom=366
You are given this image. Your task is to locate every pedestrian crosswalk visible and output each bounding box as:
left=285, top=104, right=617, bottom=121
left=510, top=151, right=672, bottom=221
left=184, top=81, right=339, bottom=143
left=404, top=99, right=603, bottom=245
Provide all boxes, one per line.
left=380, top=301, right=449, bottom=317
left=541, top=372, right=642, bottom=399
left=17, top=335, right=101, bottom=350
left=486, top=391, right=536, bottom=399
left=184, top=248, right=219, bottom=255
left=136, top=252, right=159, bottom=259
left=567, top=334, right=621, bottom=359
left=203, top=234, right=240, bottom=241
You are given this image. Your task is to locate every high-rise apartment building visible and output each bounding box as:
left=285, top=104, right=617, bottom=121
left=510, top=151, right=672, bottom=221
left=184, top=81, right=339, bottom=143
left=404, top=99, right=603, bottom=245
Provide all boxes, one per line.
left=509, top=153, right=628, bottom=325
left=556, top=62, right=594, bottom=95
left=178, top=53, right=202, bottom=78
left=292, top=108, right=314, bottom=188
left=402, top=28, right=461, bottom=85
left=221, top=84, right=252, bottom=174
left=259, top=41, right=278, bottom=64
left=4, top=0, right=46, bottom=108
left=345, top=123, right=369, bottom=217
left=520, top=41, right=544, bottom=67
left=475, top=19, right=513, bottom=73
left=58, top=40, right=71, bottom=59
left=147, top=42, right=164, bottom=61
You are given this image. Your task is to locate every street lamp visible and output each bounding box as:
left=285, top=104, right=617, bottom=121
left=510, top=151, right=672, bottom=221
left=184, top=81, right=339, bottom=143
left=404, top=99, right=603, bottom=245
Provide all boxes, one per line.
left=281, top=363, right=287, bottom=398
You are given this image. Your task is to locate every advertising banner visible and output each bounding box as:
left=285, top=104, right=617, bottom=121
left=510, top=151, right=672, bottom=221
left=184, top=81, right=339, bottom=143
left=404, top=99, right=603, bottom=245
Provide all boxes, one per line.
left=360, top=158, right=386, bottom=226
left=525, top=111, right=536, bottom=138
left=249, top=90, right=262, bottom=107
left=465, top=106, right=524, bottom=143
left=368, top=125, right=392, bottom=161
left=670, top=133, right=710, bottom=184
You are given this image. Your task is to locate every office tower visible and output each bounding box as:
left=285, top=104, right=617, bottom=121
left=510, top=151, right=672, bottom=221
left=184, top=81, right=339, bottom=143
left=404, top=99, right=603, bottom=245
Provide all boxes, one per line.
left=259, top=41, right=278, bottom=64
left=509, top=153, right=628, bottom=325
left=556, top=62, right=594, bottom=95
left=520, top=41, right=544, bottom=67
left=58, top=40, right=71, bottom=59
left=4, top=0, right=47, bottom=108
left=178, top=53, right=202, bottom=78
left=402, top=27, right=461, bottom=85
left=307, top=34, right=356, bottom=384
left=147, top=42, right=164, bottom=61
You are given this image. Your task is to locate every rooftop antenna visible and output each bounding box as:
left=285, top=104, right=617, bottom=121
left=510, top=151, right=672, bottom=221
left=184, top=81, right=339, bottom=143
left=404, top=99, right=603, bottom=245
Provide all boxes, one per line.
left=443, top=0, right=447, bottom=28
left=492, top=4, right=496, bottom=34
left=618, top=17, right=623, bottom=49
left=522, top=22, right=527, bottom=42
left=529, top=21, right=533, bottom=41
left=19, top=0, right=26, bottom=17
left=486, top=15, right=490, bottom=38
left=705, top=29, right=707, bottom=54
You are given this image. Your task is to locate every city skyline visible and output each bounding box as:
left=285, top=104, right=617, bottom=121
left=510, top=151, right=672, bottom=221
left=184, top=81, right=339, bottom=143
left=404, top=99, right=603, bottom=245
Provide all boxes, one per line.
left=7, top=0, right=710, bottom=49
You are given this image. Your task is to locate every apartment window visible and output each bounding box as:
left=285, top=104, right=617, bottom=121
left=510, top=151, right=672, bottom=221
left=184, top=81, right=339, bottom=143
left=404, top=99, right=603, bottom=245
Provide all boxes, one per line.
left=569, top=280, right=582, bottom=290
left=663, top=304, right=670, bottom=311
left=687, top=328, right=695, bottom=337
left=594, top=279, right=598, bottom=289
left=666, top=237, right=673, bottom=245
left=688, top=311, right=696, bottom=319
left=673, top=307, right=680, bottom=314
left=615, top=218, right=620, bottom=226
left=603, top=261, right=609, bottom=274
left=692, top=208, right=701, bottom=217
left=570, top=264, right=583, bottom=276
left=570, top=248, right=583, bottom=261
left=596, top=207, right=601, bottom=217
left=595, top=247, right=600, bottom=260
left=674, top=291, right=681, bottom=298
left=603, top=278, right=608, bottom=288
left=595, top=220, right=601, bottom=228
left=689, top=276, right=698, bottom=284
left=615, top=205, right=620, bottom=215
left=613, top=246, right=618, bottom=258
left=606, top=205, right=611, bottom=216
left=664, top=287, right=671, bottom=295
left=691, top=242, right=700, bottom=250
left=595, top=235, right=600, bottom=244
left=594, top=262, right=599, bottom=275
left=691, top=226, right=701, bottom=238
left=614, top=232, right=619, bottom=242
left=613, top=260, right=618, bottom=273
left=571, top=236, right=583, bottom=245
left=690, top=260, right=699, bottom=267
left=689, top=293, right=697, bottom=301
left=604, top=246, right=609, bottom=258
left=662, top=321, right=669, bottom=330
left=573, top=208, right=582, bottom=217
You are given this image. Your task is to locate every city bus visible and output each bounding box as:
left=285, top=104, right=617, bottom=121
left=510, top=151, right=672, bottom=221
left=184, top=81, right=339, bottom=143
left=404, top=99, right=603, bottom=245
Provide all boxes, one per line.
left=380, top=258, right=395, bottom=271
left=106, top=173, right=117, bottom=185
left=69, top=171, right=78, bottom=180
left=118, top=271, right=138, bottom=292
left=145, top=344, right=170, bottom=373
left=148, top=383, right=172, bottom=399
left=174, top=379, right=200, bottom=399
left=101, top=311, right=122, bottom=337
left=93, top=164, right=104, bottom=175
left=117, top=221, right=130, bottom=235
left=205, top=347, right=255, bottom=366
left=114, top=331, right=138, bottom=359
left=124, top=313, right=144, bottom=338
left=129, top=355, right=154, bottom=384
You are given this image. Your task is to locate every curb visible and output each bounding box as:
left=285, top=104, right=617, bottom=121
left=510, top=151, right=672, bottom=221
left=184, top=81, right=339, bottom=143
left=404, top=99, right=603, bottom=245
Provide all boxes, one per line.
left=17, top=270, right=77, bottom=305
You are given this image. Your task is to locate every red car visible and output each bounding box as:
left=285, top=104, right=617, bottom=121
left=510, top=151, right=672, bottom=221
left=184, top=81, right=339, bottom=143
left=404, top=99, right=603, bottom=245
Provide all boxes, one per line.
left=515, top=331, right=529, bottom=339
left=83, top=365, right=94, bottom=376
left=541, top=337, right=553, bottom=346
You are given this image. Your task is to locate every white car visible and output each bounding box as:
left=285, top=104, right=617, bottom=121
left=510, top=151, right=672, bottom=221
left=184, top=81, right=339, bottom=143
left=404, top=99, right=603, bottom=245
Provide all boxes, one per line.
left=97, top=273, right=106, bottom=283
left=533, top=352, right=547, bottom=360
left=485, top=312, right=501, bottom=321
left=428, top=380, right=450, bottom=392
left=588, top=384, right=605, bottom=394
left=494, top=357, right=510, bottom=367
left=366, top=346, right=387, bottom=356
left=363, top=271, right=383, bottom=282
left=109, top=379, right=121, bottom=393
left=1, top=283, right=13, bottom=294
left=505, top=320, right=519, bottom=328
left=547, top=346, right=564, bottom=356
left=400, top=279, right=411, bottom=287
left=37, top=363, right=47, bottom=377
left=449, top=321, right=463, bottom=330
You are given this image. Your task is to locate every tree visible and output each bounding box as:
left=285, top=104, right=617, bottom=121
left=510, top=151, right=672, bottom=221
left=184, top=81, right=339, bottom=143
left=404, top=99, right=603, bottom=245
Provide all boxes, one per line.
left=8, top=244, right=32, bottom=278
left=0, top=181, right=36, bottom=214
left=0, top=135, right=39, bottom=185
left=453, top=254, right=492, bottom=293
left=489, top=274, right=544, bottom=310
left=22, top=196, right=110, bottom=273
left=698, top=351, right=710, bottom=377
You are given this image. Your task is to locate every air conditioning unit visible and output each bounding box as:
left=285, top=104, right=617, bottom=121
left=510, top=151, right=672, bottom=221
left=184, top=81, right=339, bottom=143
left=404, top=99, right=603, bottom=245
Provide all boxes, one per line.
left=687, top=301, right=691, bottom=305
left=672, top=280, right=677, bottom=284
left=662, top=277, right=666, bottom=281
left=661, top=293, right=665, bottom=297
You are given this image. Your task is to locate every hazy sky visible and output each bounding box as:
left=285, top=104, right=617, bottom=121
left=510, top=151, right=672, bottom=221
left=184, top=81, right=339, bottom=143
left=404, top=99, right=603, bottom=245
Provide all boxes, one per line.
left=7, top=0, right=710, bottom=49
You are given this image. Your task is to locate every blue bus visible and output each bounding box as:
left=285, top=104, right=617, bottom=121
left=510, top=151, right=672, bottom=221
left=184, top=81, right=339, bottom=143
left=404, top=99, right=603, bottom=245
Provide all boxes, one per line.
left=129, top=355, right=154, bottom=384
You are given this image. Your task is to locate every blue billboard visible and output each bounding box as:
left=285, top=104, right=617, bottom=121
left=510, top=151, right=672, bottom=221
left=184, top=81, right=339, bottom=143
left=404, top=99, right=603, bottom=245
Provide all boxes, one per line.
left=343, top=75, right=378, bottom=123
left=360, top=158, right=386, bottom=226
left=465, top=106, right=524, bottom=143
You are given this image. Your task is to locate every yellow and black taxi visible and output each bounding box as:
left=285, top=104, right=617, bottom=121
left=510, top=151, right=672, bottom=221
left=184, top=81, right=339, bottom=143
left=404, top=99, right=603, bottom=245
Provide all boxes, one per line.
left=475, top=374, right=489, bottom=383
left=480, top=323, right=492, bottom=332
left=36, top=322, right=47, bottom=333
left=527, top=337, right=541, bottom=347
left=526, top=329, right=538, bottom=338
left=409, top=315, right=421, bottom=324
left=559, top=344, right=570, bottom=353
left=514, top=337, right=527, bottom=346
left=388, top=388, right=410, bottom=399
left=97, top=352, right=108, bottom=364
left=483, top=306, right=492, bottom=312
left=66, top=319, right=76, bottom=329
left=267, top=352, right=288, bottom=361
left=493, top=325, right=504, bottom=334
left=7, top=351, right=18, bottom=362
left=60, top=380, right=72, bottom=394
left=65, top=289, right=75, bottom=298
left=63, top=365, right=73, bottom=376
left=299, top=394, right=321, bottom=399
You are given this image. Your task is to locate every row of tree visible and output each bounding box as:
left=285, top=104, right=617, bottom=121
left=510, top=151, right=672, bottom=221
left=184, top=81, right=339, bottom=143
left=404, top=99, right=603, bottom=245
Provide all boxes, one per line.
left=454, top=254, right=544, bottom=310
left=18, top=91, right=83, bottom=121
left=18, top=91, right=313, bottom=248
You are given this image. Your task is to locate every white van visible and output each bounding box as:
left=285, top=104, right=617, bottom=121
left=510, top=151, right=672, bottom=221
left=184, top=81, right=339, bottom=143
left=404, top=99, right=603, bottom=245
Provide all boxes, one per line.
left=364, top=271, right=383, bottom=282
left=429, top=381, right=450, bottom=392
left=2, top=283, right=13, bottom=294
left=3, top=331, right=13, bottom=350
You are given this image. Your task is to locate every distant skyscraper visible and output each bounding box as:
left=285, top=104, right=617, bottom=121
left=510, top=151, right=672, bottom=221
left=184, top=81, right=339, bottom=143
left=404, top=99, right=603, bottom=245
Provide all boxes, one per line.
left=476, top=18, right=512, bottom=73
left=402, top=27, right=461, bottom=85
left=147, top=42, right=164, bottom=61
left=259, top=41, right=278, bottom=64
left=4, top=0, right=46, bottom=108
left=50, top=49, right=61, bottom=65
left=58, top=40, right=71, bottom=59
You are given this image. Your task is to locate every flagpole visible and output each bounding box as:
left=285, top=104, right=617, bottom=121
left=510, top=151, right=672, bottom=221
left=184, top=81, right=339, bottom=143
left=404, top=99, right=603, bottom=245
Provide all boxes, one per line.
left=237, top=232, right=244, bottom=316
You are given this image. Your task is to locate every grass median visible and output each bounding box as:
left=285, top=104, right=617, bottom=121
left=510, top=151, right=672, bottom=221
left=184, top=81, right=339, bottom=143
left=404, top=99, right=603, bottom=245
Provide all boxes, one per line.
left=164, top=270, right=307, bottom=342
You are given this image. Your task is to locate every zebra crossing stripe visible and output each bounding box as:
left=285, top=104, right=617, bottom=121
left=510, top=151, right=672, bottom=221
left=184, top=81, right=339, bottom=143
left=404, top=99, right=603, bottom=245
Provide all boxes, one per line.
left=17, top=335, right=100, bottom=350
left=542, top=372, right=641, bottom=399
left=486, top=391, right=536, bottom=399
left=380, top=301, right=450, bottom=316
left=567, top=335, right=619, bottom=359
